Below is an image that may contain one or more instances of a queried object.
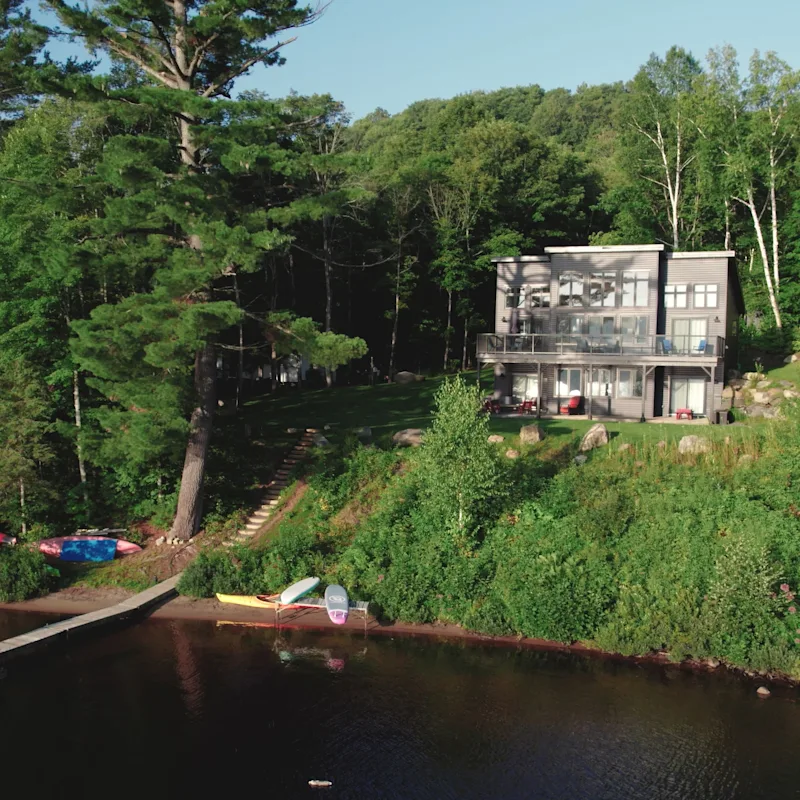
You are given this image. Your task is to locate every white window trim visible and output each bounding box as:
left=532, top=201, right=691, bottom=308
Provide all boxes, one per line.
left=693, top=284, right=718, bottom=309
left=529, top=283, right=551, bottom=308
left=664, top=284, right=688, bottom=308
left=621, top=271, right=649, bottom=307
left=505, top=286, right=526, bottom=309
left=617, top=367, right=643, bottom=398
left=589, top=272, right=616, bottom=308
left=558, top=272, right=584, bottom=307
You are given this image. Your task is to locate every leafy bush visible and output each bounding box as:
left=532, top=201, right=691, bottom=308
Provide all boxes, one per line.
left=0, top=547, right=52, bottom=602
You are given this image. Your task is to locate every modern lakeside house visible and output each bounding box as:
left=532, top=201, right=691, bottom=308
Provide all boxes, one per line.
left=476, top=245, right=744, bottom=422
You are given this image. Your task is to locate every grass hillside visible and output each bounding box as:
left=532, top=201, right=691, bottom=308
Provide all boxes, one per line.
left=181, top=377, right=800, bottom=678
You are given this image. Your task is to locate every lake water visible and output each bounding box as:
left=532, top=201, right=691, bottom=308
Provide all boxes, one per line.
left=1, top=614, right=798, bottom=799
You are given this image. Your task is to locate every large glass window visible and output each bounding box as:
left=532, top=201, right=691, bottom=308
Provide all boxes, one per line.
left=670, top=377, right=706, bottom=415
left=557, top=315, right=584, bottom=334
left=622, top=271, right=648, bottom=307
left=620, top=316, right=648, bottom=337
left=589, top=368, right=613, bottom=397
left=694, top=284, right=718, bottom=308
left=557, top=368, right=582, bottom=396
left=512, top=374, right=539, bottom=401
left=505, top=286, right=524, bottom=308
left=558, top=273, right=584, bottom=307
left=671, top=318, right=707, bottom=353
left=588, top=316, right=615, bottom=336
left=665, top=284, right=687, bottom=308
left=590, top=272, right=616, bottom=307
left=618, top=368, right=643, bottom=398
left=529, top=284, right=550, bottom=308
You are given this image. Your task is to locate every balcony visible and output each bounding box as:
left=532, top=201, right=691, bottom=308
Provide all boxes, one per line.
left=476, top=334, right=724, bottom=364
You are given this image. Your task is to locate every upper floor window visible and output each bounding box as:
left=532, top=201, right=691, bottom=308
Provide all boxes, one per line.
left=505, top=287, right=525, bottom=308
left=590, top=272, right=616, bottom=307
left=529, top=284, right=551, bottom=308
left=558, top=272, right=584, bottom=307
left=588, top=316, right=615, bottom=336
left=622, top=271, right=648, bottom=307
left=694, top=284, right=718, bottom=308
left=620, top=316, right=648, bottom=338
left=557, top=315, right=584, bottom=335
left=664, top=284, right=687, bottom=308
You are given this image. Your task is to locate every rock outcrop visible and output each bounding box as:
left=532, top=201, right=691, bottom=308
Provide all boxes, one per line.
left=580, top=423, right=609, bottom=452
left=519, top=424, right=545, bottom=444
left=393, top=428, right=424, bottom=447
left=678, top=435, right=712, bottom=455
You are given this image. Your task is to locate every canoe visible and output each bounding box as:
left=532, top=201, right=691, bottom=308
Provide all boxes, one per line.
left=280, top=576, right=320, bottom=605
left=324, top=584, right=349, bottom=625
left=39, top=536, right=142, bottom=560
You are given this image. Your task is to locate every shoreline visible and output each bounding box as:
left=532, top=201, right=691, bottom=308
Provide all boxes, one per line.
left=0, top=588, right=791, bottom=686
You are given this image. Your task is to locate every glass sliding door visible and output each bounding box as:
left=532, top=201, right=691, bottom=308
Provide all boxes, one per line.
left=557, top=368, right=582, bottom=396
left=512, top=374, right=539, bottom=401
left=670, top=377, right=706, bottom=415
left=671, top=319, right=707, bottom=354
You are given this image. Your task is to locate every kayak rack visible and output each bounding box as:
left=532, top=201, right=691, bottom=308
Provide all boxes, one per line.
left=269, top=597, right=370, bottom=634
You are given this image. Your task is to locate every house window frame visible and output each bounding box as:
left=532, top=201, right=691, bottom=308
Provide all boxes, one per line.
left=505, top=286, right=525, bottom=309
left=529, top=284, right=551, bottom=308
left=620, top=315, right=648, bottom=338
left=557, top=367, right=582, bottom=396
left=588, top=316, right=615, bottom=336
left=512, top=374, right=539, bottom=402
left=590, top=272, right=616, bottom=308
left=664, top=284, right=688, bottom=308
left=618, top=367, right=643, bottom=398
left=589, top=367, right=614, bottom=397
left=693, top=284, right=718, bottom=308
left=558, top=272, right=584, bottom=307
left=622, top=271, right=649, bottom=307
left=557, top=315, right=584, bottom=335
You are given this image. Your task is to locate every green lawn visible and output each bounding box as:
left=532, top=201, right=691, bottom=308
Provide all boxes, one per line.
left=765, top=361, right=800, bottom=385
left=242, top=372, right=759, bottom=449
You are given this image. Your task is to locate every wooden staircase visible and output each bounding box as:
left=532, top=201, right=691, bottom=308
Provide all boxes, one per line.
left=231, top=429, right=318, bottom=544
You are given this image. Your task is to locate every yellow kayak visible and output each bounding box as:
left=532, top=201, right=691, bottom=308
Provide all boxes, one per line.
left=215, top=593, right=279, bottom=609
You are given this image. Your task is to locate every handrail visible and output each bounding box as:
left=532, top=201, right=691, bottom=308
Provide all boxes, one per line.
left=477, top=333, right=724, bottom=357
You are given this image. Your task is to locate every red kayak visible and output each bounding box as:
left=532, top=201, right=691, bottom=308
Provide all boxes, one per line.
left=0, top=533, right=17, bottom=546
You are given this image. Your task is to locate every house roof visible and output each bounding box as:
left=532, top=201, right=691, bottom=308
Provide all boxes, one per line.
left=544, top=244, right=665, bottom=254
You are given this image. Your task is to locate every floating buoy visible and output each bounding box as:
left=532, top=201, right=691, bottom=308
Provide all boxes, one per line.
left=308, top=779, right=333, bottom=788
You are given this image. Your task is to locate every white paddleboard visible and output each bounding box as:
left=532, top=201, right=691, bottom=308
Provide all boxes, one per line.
left=324, top=584, right=349, bottom=625
left=280, top=577, right=320, bottom=605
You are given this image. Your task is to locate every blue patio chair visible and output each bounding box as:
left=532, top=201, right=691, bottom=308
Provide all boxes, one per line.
left=695, top=338, right=707, bottom=355
left=662, top=339, right=673, bottom=355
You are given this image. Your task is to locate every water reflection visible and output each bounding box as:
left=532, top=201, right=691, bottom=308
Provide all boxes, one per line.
left=0, top=616, right=797, bottom=799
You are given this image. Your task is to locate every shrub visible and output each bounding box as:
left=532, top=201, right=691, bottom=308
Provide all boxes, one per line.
left=0, top=547, right=51, bottom=602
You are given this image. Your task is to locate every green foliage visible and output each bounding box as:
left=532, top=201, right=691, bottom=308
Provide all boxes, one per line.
left=310, top=331, right=368, bottom=373
left=0, top=546, right=51, bottom=601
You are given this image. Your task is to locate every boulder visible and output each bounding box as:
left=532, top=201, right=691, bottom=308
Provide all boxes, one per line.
left=785, top=390, right=800, bottom=400
left=737, top=454, right=755, bottom=468
left=487, top=434, right=505, bottom=444
left=756, top=380, right=771, bottom=390
left=573, top=454, right=588, bottom=465
left=779, top=380, right=795, bottom=388
left=519, top=424, right=545, bottom=445
left=393, top=428, right=424, bottom=447
left=312, top=433, right=331, bottom=448
left=751, top=391, right=771, bottom=405
left=394, top=371, right=417, bottom=385
left=618, top=442, right=633, bottom=454
left=354, top=426, right=372, bottom=442
left=743, top=372, right=761, bottom=382
left=745, top=405, right=767, bottom=418
left=156, top=536, right=166, bottom=546
left=756, top=686, right=771, bottom=698
left=678, top=435, right=712, bottom=455
left=793, top=353, right=800, bottom=363
left=721, top=386, right=735, bottom=399
left=579, top=423, right=609, bottom=452
left=784, top=355, right=794, bottom=364
left=505, top=448, right=520, bottom=460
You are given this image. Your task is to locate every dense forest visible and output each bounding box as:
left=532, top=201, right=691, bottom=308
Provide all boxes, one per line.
left=1, top=0, right=799, bottom=539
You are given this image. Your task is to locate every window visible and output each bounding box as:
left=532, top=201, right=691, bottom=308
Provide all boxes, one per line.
left=671, top=318, right=707, bottom=353
left=664, top=284, right=687, bottom=308
left=590, top=272, right=616, bottom=307
left=694, top=284, right=718, bottom=308
left=557, top=368, right=582, bottom=396
left=529, top=284, right=550, bottom=308
left=505, top=286, right=525, bottom=308
left=618, top=368, right=643, bottom=398
left=622, top=271, right=648, bottom=307
left=588, top=316, right=615, bottom=336
left=557, top=315, right=583, bottom=334
left=558, top=272, right=584, bottom=307
left=512, top=374, right=539, bottom=401
left=590, top=368, right=613, bottom=397
left=620, top=316, right=648, bottom=338
left=670, top=378, right=706, bottom=415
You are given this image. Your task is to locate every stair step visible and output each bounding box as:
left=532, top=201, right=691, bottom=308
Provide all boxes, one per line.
left=244, top=523, right=263, bottom=532
left=250, top=513, right=272, bottom=522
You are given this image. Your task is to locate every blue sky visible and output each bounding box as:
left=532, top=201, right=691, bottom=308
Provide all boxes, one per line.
left=41, top=0, right=800, bottom=121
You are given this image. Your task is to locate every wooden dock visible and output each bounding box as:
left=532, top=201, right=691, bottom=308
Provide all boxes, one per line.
left=0, top=574, right=182, bottom=664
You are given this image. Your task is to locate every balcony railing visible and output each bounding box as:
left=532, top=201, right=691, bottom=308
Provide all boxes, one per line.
left=477, top=333, right=724, bottom=358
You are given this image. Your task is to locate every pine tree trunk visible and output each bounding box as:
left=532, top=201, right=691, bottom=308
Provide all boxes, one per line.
left=170, top=343, right=217, bottom=539
left=19, top=477, right=26, bottom=538
left=233, top=274, right=244, bottom=410
left=72, top=370, right=89, bottom=509
left=461, top=316, right=469, bottom=372
left=389, top=259, right=401, bottom=378
left=443, top=290, right=452, bottom=371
